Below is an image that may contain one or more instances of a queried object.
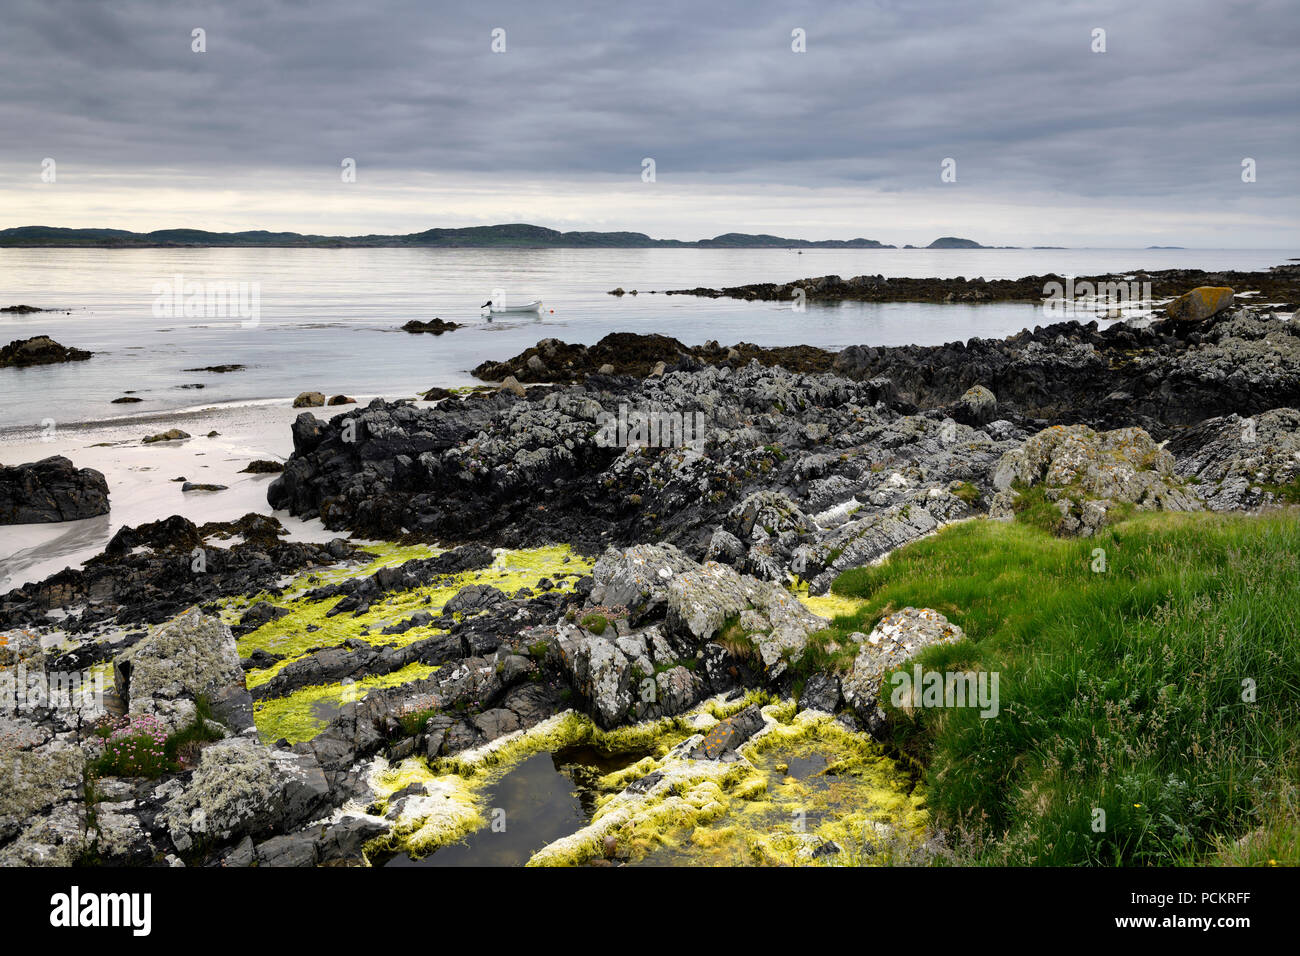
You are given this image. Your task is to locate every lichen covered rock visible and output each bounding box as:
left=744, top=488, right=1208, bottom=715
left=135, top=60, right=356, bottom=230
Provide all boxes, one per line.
left=1166, top=286, right=1234, bottom=322
left=991, top=424, right=1201, bottom=535
left=159, top=736, right=329, bottom=852
left=842, top=607, right=966, bottom=734
left=114, top=607, right=253, bottom=732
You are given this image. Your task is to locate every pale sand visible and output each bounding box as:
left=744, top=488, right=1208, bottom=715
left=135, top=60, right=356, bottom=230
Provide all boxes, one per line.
left=0, top=394, right=436, bottom=591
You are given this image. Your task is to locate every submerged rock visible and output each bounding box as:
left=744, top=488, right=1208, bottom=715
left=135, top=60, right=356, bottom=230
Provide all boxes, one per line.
left=402, top=318, right=461, bottom=334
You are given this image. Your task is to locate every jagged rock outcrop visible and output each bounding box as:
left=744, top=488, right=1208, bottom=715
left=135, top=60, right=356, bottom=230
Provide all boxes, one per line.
left=0, top=513, right=359, bottom=633
left=0, top=456, right=109, bottom=524
left=989, top=424, right=1202, bottom=536
left=1168, top=407, right=1300, bottom=510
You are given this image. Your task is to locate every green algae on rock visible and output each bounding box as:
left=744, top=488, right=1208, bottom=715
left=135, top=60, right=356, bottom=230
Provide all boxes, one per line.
left=228, top=544, right=594, bottom=742
left=333, top=690, right=924, bottom=867
left=252, top=661, right=441, bottom=744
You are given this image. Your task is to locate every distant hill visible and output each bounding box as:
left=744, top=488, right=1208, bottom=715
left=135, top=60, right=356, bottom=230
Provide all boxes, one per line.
left=0, top=223, right=894, bottom=249
left=927, top=236, right=984, bottom=249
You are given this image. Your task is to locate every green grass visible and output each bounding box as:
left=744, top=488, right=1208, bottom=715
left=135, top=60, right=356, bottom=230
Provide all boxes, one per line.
left=580, top=612, right=609, bottom=635
left=1260, top=479, right=1300, bottom=504
left=952, top=481, right=983, bottom=507
left=815, top=509, right=1300, bottom=865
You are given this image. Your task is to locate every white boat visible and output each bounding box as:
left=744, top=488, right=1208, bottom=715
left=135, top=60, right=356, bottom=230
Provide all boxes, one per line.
left=483, top=299, right=542, bottom=314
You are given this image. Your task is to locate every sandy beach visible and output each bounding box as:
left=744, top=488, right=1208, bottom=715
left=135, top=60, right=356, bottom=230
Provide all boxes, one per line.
left=0, top=393, right=439, bottom=590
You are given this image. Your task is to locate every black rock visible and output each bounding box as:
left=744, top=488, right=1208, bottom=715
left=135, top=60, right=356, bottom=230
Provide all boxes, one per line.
left=0, top=456, right=109, bottom=524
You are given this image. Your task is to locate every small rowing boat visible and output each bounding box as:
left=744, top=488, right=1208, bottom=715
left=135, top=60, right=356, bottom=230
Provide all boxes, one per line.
left=482, top=299, right=543, bottom=314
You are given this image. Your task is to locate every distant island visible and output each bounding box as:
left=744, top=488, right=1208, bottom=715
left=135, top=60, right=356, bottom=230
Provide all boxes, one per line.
left=0, top=223, right=1042, bottom=250
left=0, top=223, right=899, bottom=249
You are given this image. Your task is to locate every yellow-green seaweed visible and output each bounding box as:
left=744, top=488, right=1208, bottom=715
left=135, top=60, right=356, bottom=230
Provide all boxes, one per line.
left=343, top=694, right=924, bottom=867
left=526, top=704, right=928, bottom=867
left=229, top=544, right=592, bottom=707
left=252, top=661, right=440, bottom=744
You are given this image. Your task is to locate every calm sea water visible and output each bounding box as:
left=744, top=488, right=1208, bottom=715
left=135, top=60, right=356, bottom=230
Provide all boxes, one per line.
left=0, top=247, right=1289, bottom=429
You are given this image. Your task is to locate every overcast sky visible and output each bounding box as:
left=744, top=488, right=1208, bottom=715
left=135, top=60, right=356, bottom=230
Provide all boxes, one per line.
left=1, top=0, right=1296, bottom=246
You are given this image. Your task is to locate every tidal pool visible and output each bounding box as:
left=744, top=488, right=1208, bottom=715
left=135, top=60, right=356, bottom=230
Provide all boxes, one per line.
left=381, top=746, right=649, bottom=867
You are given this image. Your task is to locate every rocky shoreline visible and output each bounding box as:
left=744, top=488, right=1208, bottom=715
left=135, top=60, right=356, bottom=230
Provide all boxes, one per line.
left=649, top=264, right=1300, bottom=307
left=3, top=279, right=1299, bottom=867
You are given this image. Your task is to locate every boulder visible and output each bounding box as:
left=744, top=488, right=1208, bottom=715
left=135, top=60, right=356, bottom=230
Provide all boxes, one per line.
left=0, top=456, right=109, bottom=524
left=142, top=428, right=190, bottom=443
left=665, top=561, right=828, bottom=678
left=498, top=376, right=526, bottom=398
left=293, top=391, right=326, bottom=408
left=588, top=544, right=701, bottom=622
left=954, top=384, right=997, bottom=425
left=0, top=746, right=86, bottom=847
left=841, top=607, right=966, bottom=735
left=159, top=737, right=330, bottom=852
left=181, top=482, right=227, bottom=492
left=1166, top=286, right=1234, bottom=322
left=991, top=423, right=1201, bottom=535
left=113, top=607, right=254, bottom=733
left=556, top=623, right=707, bottom=727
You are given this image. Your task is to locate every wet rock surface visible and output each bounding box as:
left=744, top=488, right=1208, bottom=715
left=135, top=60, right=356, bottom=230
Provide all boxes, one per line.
left=0, top=335, right=91, bottom=368
left=402, top=318, right=462, bottom=334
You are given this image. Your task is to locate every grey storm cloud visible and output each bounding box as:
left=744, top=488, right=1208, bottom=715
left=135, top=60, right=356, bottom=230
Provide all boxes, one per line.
left=1, top=0, right=1296, bottom=202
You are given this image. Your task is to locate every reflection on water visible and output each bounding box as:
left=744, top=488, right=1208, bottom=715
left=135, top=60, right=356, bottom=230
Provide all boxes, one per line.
left=382, top=746, right=647, bottom=868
